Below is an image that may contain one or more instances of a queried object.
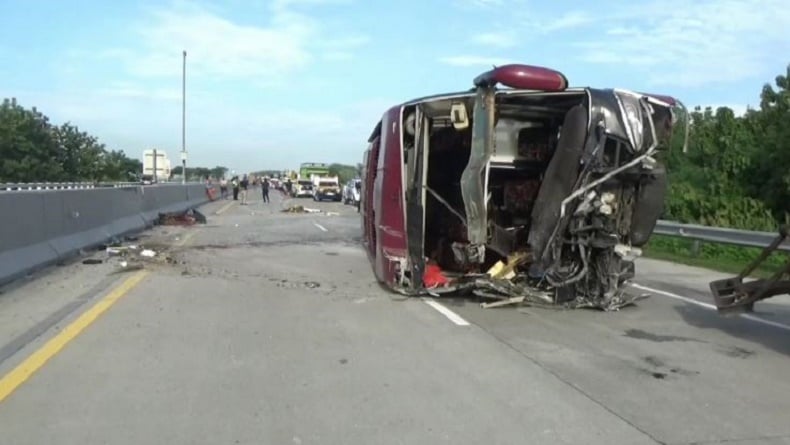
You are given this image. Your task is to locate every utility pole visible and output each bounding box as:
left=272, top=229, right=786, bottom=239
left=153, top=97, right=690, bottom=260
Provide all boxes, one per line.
left=181, top=50, right=187, bottom=184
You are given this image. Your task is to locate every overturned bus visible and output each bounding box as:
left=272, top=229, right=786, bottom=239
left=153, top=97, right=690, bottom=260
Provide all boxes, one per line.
left=359, top=64, right=689, bottom=310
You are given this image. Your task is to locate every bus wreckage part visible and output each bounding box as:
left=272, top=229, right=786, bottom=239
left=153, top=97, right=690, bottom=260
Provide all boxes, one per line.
left=360, top=62, right=687, bottom=311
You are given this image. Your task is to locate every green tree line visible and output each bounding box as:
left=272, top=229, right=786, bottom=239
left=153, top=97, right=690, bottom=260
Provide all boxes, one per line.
left=646, top=63, right=790, bottom=273
left=0, top=98, right=142, bottom=183
left=662, top=63, right=790, bottom=230
left=328, top=163, right=362, bottom=184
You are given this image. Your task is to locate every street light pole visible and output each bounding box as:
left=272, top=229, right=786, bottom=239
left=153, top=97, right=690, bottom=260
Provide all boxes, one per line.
left=181, top=49, right=187, bottom=184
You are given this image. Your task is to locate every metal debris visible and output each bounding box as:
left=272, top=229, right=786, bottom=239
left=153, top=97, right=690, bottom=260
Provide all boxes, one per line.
left=281, top=205, right=321, bottom=214
left=157, top=208, right=207, bottom=226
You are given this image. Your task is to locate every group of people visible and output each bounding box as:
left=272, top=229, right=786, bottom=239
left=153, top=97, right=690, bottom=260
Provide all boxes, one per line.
left=215, top=174, right=271, bottom=204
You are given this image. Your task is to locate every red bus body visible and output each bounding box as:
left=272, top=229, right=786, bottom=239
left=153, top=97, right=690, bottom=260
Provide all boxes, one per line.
left=359, top=63, right=687, bottom=308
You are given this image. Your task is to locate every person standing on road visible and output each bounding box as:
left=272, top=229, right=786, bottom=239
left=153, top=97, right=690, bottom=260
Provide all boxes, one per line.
left=355, top=180, right=362, bottom=213
left=231, top=176, right=240, bottom=201
left=240, top=174, right=250, bottom=205
left=219, top=177, right=228, bottom=199
left=261, top=177, right=270, bottom=203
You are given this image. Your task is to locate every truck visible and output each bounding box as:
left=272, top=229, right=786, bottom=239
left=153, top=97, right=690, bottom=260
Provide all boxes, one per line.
left=141, top=149, right=171, bottom=183
left=299, top=162, right=330, bottom=179
left=312, top=175, right=342, bottom=201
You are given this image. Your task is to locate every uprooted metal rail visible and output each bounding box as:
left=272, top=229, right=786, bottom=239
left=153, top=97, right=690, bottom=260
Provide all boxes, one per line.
left=653, top=220, right=790, bottom=314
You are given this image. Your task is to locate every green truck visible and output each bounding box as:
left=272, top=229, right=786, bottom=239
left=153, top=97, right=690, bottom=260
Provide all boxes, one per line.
left=299, top=162, right=330, bottom=179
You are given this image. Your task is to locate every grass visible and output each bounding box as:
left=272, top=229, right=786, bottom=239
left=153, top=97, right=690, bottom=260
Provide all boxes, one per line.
left=642, top=235, right=788, bottom=279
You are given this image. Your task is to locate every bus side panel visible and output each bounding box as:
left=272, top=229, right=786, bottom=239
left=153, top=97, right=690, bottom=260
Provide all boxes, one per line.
left=373, top=107, right=408, bottom=285
left=360, top=149, right=370, bottom=243
left=361, top=144, right=378, bottom=261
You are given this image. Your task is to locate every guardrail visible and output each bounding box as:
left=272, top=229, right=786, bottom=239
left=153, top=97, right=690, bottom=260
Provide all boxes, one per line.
left=0, top=181, right=202, bottom=192
left=653, top=220, right=790, bottom=252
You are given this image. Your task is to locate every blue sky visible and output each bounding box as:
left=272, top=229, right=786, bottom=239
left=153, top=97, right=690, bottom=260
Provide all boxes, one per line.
left=1, top=0, right=788, bottom=172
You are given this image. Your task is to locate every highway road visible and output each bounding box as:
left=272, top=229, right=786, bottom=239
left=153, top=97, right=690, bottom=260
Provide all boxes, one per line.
left=1, top=190, right=789, bottom=445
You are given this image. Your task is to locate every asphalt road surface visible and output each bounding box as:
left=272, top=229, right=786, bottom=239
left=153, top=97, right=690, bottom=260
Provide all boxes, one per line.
left=1, top=190, right=789, bottom=445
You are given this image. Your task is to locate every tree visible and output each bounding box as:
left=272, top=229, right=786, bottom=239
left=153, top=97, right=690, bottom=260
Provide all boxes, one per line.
left=0, top=97, right=143, bottom=183
left=53, top=122, right=105, bottom=181
left=661, top=64, right=790, bottom=230
left=747, top=64, right=790, bottom=220
left=99, top=150, right=142, bottom=182
left=0, top=98, right=64, bottom=182
left=328, top=163, right=359, bottom=183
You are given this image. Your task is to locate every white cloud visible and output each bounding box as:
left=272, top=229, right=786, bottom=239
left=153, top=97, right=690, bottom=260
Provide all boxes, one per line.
left=574, top=0, right=790, bottom=87
left=95, top=82, right=183, bottom=101
left=322, top=51, right=354, bottom=61
left=438, top=55, right=514, bottom=67
left=456, top=0, right=504, bottom=8
left=539, top=11, right=592, bottom=32
left=99, top=0, right=366, bottom=85
left=470, top=31, right=517, bottom=48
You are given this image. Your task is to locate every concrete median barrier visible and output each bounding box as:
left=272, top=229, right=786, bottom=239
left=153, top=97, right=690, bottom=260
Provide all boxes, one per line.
left=0, top=184, right=214, bottom=286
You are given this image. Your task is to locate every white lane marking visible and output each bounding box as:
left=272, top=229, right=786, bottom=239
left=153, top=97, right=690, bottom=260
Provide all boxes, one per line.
left=422, top=298, right=470, bottom=326
left=631, top=283, right=790, bottom=332
left=313, top=222, right=328, bottom=232
left=631, top=283, right=717, bottom=310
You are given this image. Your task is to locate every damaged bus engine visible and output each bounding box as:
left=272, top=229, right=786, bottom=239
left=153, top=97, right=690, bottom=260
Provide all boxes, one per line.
left=360, top=64, right=688, bottom=310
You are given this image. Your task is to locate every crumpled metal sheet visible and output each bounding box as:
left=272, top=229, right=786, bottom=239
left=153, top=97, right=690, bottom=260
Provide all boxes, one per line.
left=411, top=272, right=651, bottom=311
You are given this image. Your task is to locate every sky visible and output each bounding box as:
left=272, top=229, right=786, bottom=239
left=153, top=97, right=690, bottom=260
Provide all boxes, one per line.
left=1, top=0, right=788, bottom=173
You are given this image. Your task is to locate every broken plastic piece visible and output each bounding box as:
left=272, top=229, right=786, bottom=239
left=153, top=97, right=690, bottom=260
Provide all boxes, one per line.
left=486, top=251, right=529, bottom=279
left=423, top=263, right=450, bottom=288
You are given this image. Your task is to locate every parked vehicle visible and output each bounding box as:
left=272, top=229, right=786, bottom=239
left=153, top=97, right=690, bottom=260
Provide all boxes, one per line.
left=293, top=179, right=313, bottom=198
left=312, top=175, right=342, bottom=201
left=359, top=63, right=688, bottom=310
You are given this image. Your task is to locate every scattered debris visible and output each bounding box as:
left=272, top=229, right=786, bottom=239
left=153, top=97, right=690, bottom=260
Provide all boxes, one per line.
left=481, top=296, right=526, bottom=309
left=114, top=261, right=144, bottom=273
left=423, top=263, right=450, bottom=288
left=282, top=205, right=305, bottom=213
left=140, top=249, right=156, bottom=258
left=158, top=208, right=207, bottom=226
left=106, top=245, right=138, bottom=256
left=281, top=205, right=321, bottom=214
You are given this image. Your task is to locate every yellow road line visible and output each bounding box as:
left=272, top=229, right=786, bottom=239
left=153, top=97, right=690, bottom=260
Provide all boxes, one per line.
left=215, top=200, right=235, bottom=215
left=0, top=271, right=149, bottom=403
left=0, top=207, right=208, bottom=403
